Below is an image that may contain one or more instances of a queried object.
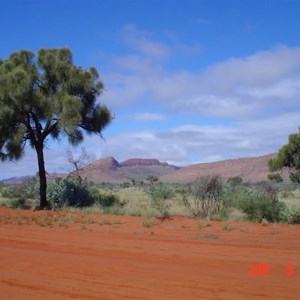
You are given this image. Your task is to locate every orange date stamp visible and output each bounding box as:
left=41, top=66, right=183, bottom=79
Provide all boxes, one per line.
left=249, top=262, right=295, bottom=276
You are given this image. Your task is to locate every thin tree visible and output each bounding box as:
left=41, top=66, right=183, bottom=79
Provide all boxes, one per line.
left=0, top=48, right=112, bottom=209
left=66, top=147, right=92, bottom=185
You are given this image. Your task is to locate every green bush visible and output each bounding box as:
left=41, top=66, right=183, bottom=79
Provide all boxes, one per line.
left=238, top=190, right=285, bottom=222
left=268, top=173, right=283, bottom=183
left=148, top=184, right=174, bottom=219
left=289, top=171, right=300, bottom=184
left=227, top=176, right=243, bottom=190
left=94, top=192, right=120, bottom=207
left=47, top=177, right=95, bottom=208
left=148, top=184, right=174, bottom=200
left=6, top=198, right=32, bottom=209
left=2, top=178, right=36, bottom=200
left=182, top=174, right=223, bottom=219
left=281, top=206, right=300, bottom=224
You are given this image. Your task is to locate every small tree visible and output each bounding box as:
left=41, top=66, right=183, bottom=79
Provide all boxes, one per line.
left=0, top=49, right=112, bottom=209
left=183, top=174, right=223, bottom=219
left=269, top=128, right=300, bottom=172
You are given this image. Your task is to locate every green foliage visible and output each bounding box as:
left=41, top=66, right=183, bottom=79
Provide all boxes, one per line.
left=289, top=171, right=300, bottom=184
left=227, top=176, right=243, bottom=189
left=121, top=182, right=130, bottom=188
left=281, top=206, right=300, bottom=224
left=182, top=174, right=223, bottom=219
left=1, top=179, right=36, bottom=200
left=148, top=183, right=174, bottom=200
left=47, top=177, right=95, bottom=208
left=268, top=129, right=300, bottom=171
left=5, top=198, right=32, bottom=210
left=147, top=175, right=159, bottom=185
left=238, top=192, right=285, bottom=222
left=148, top=184, right=174, bottom=219
left=62, top=178, right=94, bottom=207
left=231, top=183, right=284, bottom=222
left=0, top=48, right=112, bottom=209
left=210, top=209, right=229, bottom=221
left=268, top=173, right=283, bottom=183
left=93, top=192, right=120, bottom=207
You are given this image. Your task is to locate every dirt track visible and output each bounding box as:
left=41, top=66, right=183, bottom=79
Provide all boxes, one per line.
left=0, top=208, right=299, bottom=299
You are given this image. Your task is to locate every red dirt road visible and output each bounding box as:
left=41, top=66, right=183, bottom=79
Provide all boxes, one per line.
left=0, top=208, right=300, bottom=299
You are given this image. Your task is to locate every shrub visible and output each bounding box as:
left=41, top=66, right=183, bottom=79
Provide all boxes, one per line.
left=47, top=180, right=65, bottom=208
left=47, top=177, right=95, bottom=208
left=211, top=209, right=229, bottom=221
left=238, top=189, right=285, bottom=222
left=2, top=178, right=36, bottom=200
left=222, top=187, right=250, bottom=208
left=148, top=184, right=173, bottom=220
left=63, top=178, right=94, bottom=207
left=281, top=206, right=300, bottom=224
left=183, top=174, right=223, bottom=219
left=289, top=171, right=300, bottom=184
left=147, top=175, right=159, bottom=185
left=6, top=198, right=32, bottom=209
left=148, top=184, right=174, bottom=200
left=94, top=192, right=120, bottom=207
left=227, top=176, right=243, bottom=190
left=121, top=182, right=130, bottom=188
left=268, top=173, right=283, bottom=183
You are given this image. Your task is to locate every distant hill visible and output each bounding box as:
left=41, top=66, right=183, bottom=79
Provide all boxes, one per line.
left=1, top=153, right=285, bottom=184
left=161, top=153, right=279, bottom=183
left=80, top=157, right=180, bottom=183
left=0, top=176, right=33, bottom=184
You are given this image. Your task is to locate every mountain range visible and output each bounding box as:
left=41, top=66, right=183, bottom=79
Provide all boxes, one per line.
left=79, top=153, right=278, bottom=184
left=1, top=153, right=282, bottom=184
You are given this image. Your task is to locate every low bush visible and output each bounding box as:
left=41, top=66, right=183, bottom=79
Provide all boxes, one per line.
left=94, top=192, right=120, bottom=207
left=268, top=173, right=283, bottom=183
left=47, top=177, right=95, bottom=208
left=182, top=174, right=223, bottom=219
left=2, top=178, right=36, bottom=200
left=223, top=183, right=286, bottom=222
left=238, top=190, right=285, bottom=222
left=280, top=206, right=300, bottom=224
left=148, top=184, right=174, bottom=220
left=289, top=171, right=300, bottom=184
left=5, top=198, right=33, bottom=209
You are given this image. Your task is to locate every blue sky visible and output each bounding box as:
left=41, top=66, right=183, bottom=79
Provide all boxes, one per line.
left=1, top=0, right=300, bottom=179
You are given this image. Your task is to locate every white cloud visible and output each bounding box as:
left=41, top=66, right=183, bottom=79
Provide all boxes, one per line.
left=100, top=31, right=300, bottom=118
left=94, top=111, right=300, bottom=166
left=131, top=112, right=166, bottom=121
left=122, top=24, right=171, bottom=60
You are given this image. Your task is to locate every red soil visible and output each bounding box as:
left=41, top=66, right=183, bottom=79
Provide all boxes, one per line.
left=0, top=208, right=299, bottom=299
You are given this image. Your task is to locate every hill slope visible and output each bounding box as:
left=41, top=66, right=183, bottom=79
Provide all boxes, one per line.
left=1, top=154, right=283, bottom=184
left=161, top=153, right=278, bottom=183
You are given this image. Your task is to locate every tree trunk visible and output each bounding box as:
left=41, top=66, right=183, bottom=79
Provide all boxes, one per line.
left=36, top=145, right=48, bottom=210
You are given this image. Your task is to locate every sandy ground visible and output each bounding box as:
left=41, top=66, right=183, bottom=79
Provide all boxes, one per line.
left=0, top=208, right=300, bottom=299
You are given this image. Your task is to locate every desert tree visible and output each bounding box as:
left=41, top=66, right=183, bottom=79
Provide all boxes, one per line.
left=0, top=48, right=112, bottom=209
left=268, top=128, right=300, bottom=183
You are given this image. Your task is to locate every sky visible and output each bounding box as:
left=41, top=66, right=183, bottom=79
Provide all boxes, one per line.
left=1, top=0, right=300, bottom=179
